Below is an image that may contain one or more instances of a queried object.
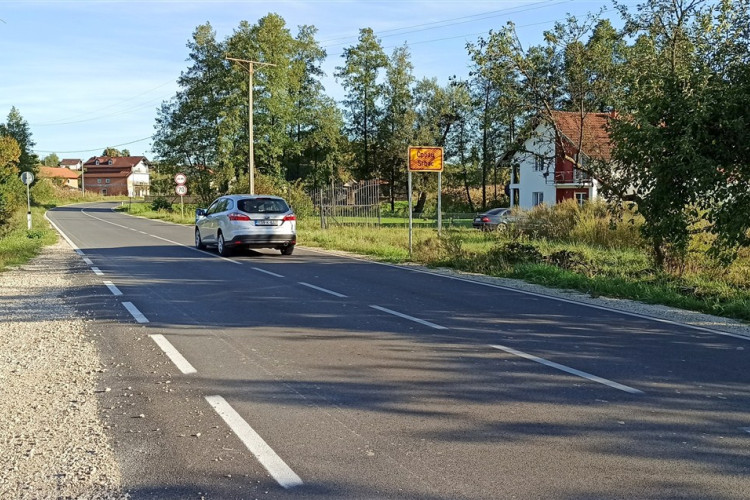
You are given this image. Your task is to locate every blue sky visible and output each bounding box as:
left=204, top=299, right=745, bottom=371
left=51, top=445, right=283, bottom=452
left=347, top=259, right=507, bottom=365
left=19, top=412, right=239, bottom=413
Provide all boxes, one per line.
left=0, top=0, right=632, bottom=161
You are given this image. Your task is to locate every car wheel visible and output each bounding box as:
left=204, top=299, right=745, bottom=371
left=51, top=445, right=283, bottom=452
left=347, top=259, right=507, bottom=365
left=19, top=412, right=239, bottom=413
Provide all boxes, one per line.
left=217, top=232, right=232, bottom=256
left=195, top=228, right=206, bottom=249
left=280, top=245, right=294, bottom=256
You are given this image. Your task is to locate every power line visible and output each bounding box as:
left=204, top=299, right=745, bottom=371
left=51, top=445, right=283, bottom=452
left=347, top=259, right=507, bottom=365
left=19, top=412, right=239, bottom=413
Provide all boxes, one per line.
left=33, top=136, right=152, bottom=155
left=318, top=0, right=562, bottom=44
left=32, top=80, right=175, bottom=127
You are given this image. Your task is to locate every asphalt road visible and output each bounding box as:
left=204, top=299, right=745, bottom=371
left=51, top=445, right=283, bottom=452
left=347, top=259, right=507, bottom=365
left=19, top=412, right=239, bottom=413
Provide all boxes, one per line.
left=47, top=202, right=750, bottom=499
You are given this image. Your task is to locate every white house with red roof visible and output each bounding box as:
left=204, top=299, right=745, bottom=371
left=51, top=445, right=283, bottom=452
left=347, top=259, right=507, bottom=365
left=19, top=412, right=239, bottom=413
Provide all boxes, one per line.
left=82, top=156, right=150, bottom=197
left=506, top=111, right=614, bottom=210
left=59, top=158, right=83, bottom=170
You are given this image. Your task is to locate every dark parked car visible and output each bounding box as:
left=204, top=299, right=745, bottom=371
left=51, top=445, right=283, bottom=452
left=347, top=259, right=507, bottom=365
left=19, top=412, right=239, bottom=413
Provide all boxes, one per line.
left=195, top=194, right=296, bottom=256
left=472, top=208, right=512, bottom=231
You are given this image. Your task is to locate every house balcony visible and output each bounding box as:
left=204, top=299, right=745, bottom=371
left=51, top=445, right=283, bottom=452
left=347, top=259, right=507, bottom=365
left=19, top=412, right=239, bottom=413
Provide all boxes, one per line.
left=546, top=169, right=593, bottom=186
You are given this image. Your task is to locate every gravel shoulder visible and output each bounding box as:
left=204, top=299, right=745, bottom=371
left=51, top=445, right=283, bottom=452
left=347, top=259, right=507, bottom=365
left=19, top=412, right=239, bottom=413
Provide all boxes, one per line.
left=1, top=235, right=747, bottom=499
left=0, top=237, right=126, bottom=499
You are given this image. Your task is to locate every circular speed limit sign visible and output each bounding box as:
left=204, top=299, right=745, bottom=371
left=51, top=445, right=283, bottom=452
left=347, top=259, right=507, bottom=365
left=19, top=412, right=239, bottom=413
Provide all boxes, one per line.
left=174, top=173, right=187, bottom=185
left=175, top=185, right=188, bottom=196
left=21, top=171, right=34, bottom=185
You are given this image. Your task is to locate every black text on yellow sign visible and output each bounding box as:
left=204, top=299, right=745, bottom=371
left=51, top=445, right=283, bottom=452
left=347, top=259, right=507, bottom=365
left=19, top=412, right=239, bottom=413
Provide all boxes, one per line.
left=408, top=146, right=444, bottom=172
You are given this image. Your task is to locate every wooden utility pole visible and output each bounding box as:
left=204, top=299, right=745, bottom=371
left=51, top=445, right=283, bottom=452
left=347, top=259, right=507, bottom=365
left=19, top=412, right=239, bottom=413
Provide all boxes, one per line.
left=226, top=57, right=276, bottom=195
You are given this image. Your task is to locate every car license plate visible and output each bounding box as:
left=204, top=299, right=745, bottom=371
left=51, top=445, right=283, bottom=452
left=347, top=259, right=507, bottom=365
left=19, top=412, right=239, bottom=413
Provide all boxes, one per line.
left=255, top=220, right=277, bottom=226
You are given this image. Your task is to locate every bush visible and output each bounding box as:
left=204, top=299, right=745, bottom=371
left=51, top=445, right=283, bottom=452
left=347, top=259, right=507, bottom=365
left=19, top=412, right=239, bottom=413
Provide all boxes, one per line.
left=29, top=178, right=56, bottom=205
left=150, top=197, right=172, bottom=211
left=498, top=242, right=543, bottom=264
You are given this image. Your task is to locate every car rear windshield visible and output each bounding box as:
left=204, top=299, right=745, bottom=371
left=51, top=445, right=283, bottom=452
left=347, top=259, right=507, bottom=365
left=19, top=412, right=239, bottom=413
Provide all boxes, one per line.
left=238, top=198, right=290, bottom=214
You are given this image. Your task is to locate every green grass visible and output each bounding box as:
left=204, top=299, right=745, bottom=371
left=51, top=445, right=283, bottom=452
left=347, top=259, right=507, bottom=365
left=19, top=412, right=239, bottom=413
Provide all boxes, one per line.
left=0, top=207, right=59, bottom=271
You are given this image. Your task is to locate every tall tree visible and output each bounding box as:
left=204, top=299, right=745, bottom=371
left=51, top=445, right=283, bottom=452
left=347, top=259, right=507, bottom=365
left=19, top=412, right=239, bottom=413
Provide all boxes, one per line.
left=335, top=28, right=388, bottom=179
left=153, top=22, right=230, bottom=203
left=226, top=14, right=298, bottom=182
left=0, top=135, right=23, bottom=228
left=1, top=107, right=38, bottom=174
left=43, top=153, right=60, bottom=167
left=378, top=45, right=416, bottom=210
left=607, top=0, right=750, bottom=265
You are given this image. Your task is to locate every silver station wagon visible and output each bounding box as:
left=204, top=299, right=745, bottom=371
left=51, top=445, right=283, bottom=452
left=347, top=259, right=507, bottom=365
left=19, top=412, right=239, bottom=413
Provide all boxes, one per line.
left=195, top=195, right=297, bottom=256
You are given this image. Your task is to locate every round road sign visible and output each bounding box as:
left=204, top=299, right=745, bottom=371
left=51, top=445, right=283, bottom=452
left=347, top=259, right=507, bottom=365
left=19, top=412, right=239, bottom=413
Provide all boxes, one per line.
left=175, top=185, right=188, bottom=196
left=20, top=172, right=34, bottom=185
left=174, top=173, right=187, bottom=185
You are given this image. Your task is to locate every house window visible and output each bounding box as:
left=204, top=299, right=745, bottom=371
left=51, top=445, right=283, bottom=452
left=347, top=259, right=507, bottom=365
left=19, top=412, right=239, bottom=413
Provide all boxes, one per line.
left=575, top=192, right=588, bottom=206
left=105, top=178, right=111, bottom=184
left=512, top=164, right=520, bottom=184
left=532, top=192, right=544, bottom=206
left=97, top=178, right=102, bottom=184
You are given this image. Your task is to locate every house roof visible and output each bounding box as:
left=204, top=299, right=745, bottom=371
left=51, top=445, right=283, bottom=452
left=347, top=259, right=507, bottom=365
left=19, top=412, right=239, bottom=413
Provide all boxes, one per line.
left=84, top=167, right=131, bottom=178
left=83, top=156, right=148, bottom=168
left=39, top=167, right=79, bottom=180
left=60, top=158, right=82, bottom=166
left=550, top=111, right=613, bottom=161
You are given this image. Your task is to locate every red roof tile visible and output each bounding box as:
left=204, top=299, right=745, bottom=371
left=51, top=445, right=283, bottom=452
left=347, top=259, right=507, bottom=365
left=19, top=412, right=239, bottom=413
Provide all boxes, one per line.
left=550, top=111, right=613, bottom=161
left=39, top=167, right=79, bottom=179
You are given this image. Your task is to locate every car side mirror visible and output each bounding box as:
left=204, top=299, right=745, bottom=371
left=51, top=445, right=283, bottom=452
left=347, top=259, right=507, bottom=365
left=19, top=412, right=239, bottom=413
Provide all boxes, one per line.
left=195, top=208, right=207, bottom=220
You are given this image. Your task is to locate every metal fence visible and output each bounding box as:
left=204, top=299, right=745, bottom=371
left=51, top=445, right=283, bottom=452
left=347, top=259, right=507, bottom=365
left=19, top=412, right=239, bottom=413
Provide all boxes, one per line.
left=308, top=180, right=478, bottom=229
left=309, top=179, right=383, bottom=228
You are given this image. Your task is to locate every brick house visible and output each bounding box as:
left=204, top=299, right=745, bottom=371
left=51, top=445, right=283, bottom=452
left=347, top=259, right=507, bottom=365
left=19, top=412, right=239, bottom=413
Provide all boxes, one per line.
left=506, top=111, right=613, bottom=210
left=82, top=156, right=150, bottom=197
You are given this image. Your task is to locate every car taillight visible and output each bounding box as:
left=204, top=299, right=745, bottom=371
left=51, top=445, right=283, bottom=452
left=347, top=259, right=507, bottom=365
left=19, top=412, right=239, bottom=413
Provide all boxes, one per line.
left=228, top=212, right=251, bottom=221
left=283, top=214, right=296, bottom=221
left=481, top=216, right=490, bottom=222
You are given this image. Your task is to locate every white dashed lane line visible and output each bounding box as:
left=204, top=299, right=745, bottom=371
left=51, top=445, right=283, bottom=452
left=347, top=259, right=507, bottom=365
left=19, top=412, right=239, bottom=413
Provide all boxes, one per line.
left=490, top=344, right=644, bottom=394
left=103, top=281, right=123, bottom=296
left=123, top=301, right=149, bottom=323
left=91, top=267, right=104, bottom=276
left=205, top=395, right=303, bottom=489
left=150, top=334, right=197, bottom=374
left=252, top=267, right=285, bottom=278
left=299, top=282, right=347, bottom=298
left=369, top=305, right=447, bottom=330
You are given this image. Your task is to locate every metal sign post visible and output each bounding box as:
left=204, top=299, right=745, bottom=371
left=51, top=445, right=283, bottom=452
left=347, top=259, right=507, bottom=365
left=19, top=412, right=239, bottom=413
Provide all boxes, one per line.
left=406, top=146, right=444, bottom=258
left=408, top=170, right=413, bottom=257
left=20, top=172, right=34, bottom=229
left=175, top=173, right=187, bottom=219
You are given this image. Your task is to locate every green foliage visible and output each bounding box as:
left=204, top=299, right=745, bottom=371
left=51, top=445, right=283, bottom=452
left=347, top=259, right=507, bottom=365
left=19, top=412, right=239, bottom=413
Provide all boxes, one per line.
left=0, top=134, right=24, bottom=229
left=29, top=178, right=56, bottom=204
left=335, top=28, right=388, bottom=179
left=0, top=107, right=38, bottom=173
left=496, top=242, right=543, bottom=264
left=151, top=197, right=173, bottom=212
left=42, top=153, right=60, bottom=167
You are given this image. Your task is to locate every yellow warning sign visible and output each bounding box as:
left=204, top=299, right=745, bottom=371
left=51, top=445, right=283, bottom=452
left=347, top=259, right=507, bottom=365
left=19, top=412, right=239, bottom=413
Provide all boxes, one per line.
left=408, top=146, right=444, bottom=172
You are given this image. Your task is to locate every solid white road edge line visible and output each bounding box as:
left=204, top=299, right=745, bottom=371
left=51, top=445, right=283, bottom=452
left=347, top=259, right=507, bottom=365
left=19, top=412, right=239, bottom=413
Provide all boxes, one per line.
left=252, top=267, right=285, bottom=278
left=299, top=282, right=347, bottom=298
left=205, top=395, right=303, bottom=489
left=103, top=281, right=122, bottom=296
left=149, top=334, right=197, bottom=375
left=122, top=302, right=149, bottom=323
left=302, top=247, right=750, bottom=342
left=370, top=305, right=447, bottom=330
left=490, top=344, right=644, bottom=394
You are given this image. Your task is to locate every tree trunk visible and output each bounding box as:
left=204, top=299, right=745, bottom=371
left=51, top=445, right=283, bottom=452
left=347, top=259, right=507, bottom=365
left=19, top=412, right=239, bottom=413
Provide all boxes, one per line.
left=414, top=190, right=427, bottom=214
